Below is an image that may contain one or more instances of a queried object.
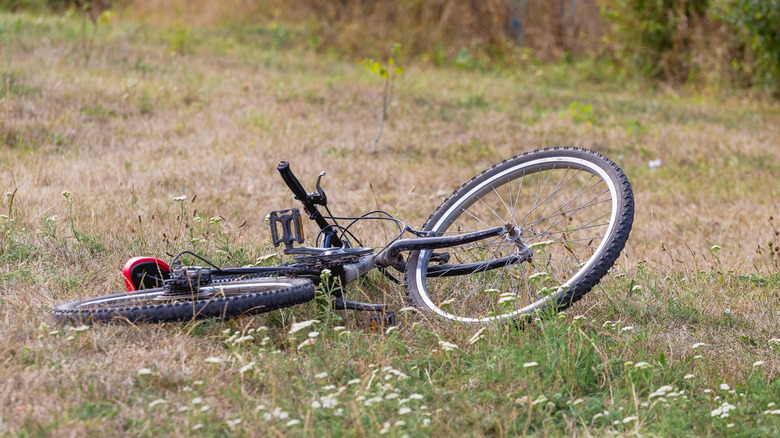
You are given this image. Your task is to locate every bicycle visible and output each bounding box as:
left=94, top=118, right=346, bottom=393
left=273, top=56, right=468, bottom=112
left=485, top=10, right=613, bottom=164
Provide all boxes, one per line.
left=53, top=147, right=634, bottom=325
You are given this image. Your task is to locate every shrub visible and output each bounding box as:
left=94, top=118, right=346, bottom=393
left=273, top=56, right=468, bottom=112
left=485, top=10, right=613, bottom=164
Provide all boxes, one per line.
left=717, top=0, right=780, bottom=93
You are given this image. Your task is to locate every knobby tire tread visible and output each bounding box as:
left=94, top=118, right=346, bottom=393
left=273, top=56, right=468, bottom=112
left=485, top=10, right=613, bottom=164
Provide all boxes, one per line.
left=53, top=278, right=315, bottom=324
left=404, top=147, right=634, bottom=320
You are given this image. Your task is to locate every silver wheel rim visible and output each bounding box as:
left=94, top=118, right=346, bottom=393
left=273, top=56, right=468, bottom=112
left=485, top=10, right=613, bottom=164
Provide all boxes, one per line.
left=414, top=156, right=619, bottom=323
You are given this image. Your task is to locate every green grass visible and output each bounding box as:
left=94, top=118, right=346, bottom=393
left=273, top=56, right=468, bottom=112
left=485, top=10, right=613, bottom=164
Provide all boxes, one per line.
left=0, top=10, right=779, bottom=437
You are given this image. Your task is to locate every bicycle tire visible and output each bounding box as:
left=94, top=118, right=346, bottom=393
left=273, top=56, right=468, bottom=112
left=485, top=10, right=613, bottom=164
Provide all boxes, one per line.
left=405, top=147, right=634, bottom=324
left=53, top=277, right=315, bottom=324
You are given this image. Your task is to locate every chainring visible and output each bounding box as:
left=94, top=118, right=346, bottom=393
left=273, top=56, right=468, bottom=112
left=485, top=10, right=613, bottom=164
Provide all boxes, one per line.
left=292, top=247, right=374, bottom=269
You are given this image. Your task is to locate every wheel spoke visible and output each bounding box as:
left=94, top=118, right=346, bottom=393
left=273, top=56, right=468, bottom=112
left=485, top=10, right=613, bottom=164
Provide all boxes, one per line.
left=406, top=151, right=632, bottom=323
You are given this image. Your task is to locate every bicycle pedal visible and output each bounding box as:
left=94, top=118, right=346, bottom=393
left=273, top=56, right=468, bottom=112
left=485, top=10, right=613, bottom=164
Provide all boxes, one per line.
left=269, top=208, right=305, bottom=251
left=369, top=311, right=397, bottom=333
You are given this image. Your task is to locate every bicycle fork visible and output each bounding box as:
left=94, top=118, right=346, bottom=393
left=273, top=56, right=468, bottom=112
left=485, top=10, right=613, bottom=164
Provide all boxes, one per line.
left=345, top=224, right=533, bottom=284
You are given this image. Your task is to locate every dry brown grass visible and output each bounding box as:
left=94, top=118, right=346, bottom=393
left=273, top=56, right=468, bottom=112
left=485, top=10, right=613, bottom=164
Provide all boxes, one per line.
left=1, top=10, right=779, bottom=436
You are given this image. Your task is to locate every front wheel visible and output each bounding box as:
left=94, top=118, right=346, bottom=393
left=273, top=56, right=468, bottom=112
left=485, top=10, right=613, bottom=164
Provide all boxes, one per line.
left=54, top=277, right=315, bottom=324
left=405, top=148, right=634, bottom=324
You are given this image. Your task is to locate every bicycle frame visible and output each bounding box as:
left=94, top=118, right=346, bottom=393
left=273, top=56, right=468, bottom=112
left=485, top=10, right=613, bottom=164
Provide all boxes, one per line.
left=145, top=160, right=532, bottom=320
left=270, top=162, right=531, bottom=285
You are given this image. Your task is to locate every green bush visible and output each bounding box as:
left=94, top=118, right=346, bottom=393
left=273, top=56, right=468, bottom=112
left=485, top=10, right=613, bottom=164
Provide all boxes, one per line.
left=0, top=0, right=70, bottom=12
left=604, top=0, right=710, bottom=83
left=717, top=0, right=780, bottom=93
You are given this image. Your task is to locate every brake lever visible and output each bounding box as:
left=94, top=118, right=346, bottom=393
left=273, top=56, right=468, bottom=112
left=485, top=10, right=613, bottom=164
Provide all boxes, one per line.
left=309, top=171, right=328, bottom=206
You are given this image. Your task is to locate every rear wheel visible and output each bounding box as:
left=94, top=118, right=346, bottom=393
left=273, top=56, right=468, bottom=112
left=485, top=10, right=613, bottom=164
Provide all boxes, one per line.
left=54, top=277, right=315, bottom=324
left=404, top=148, right=634, bottom=324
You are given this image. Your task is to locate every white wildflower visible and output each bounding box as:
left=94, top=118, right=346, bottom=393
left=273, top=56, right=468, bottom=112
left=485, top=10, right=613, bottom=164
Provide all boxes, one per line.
left=240, top=362, right=256, bottom=374
left=315, top=372, right=328, bottom=379
left=289, top=319, right=320, bottom=334
left=191, top=397, right=203, bottom=405
left=137, top=368, right=152, bottom=376
left=399, top=407, right=412, bottom=415
left=347, top=378, right=361, bottom=385
left=720, top=383, right=730, bottom=391
left=621, top=326, right=634, bottom=332
left=173, top=195, right=187, bottom=202
left=692, top=342, right=706, bottom=349
left=528, top=271, right=550, bottom=280
left=297, top=338, right=316, bottom=350
left=531, top=395, right=548, bottom=406
left=649, top=385, right=674, bottom=399
left=308, top=331, right=320, bottom=338
left=711, top=402, right=736, bottom=417
left=148, top=399, right=167, bottom=408
left=469, top=327, right=487, bottom=345
left=622, top=416, right=638, bottom=424
left=70, top=325, right=90, bottom=333
left=363, top=397, right=383, bottom=407
left=409, top=394, right=424, bottom=400
left=232, top=335, right=254, bottom=345
left=753, top=360, right=765, bottom=367
left=205, top=357, right=223, bottom=364
left=634, top=362, right=652, bottom=369
left=684, top=374, right=694, bottom=380
left=524, top=362, right=539, bottom=369
left=286, top=419, right=301, bottom=427
left=439, top=340, right=458, bottom=351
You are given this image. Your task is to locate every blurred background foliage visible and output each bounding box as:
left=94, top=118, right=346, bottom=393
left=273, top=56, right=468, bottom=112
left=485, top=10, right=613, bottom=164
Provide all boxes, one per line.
left=3, top=0, right=779, bottom=95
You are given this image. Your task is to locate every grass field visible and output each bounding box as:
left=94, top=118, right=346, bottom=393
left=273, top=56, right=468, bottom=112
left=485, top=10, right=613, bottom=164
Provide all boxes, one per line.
left=1, top=10, right=780, bottom=437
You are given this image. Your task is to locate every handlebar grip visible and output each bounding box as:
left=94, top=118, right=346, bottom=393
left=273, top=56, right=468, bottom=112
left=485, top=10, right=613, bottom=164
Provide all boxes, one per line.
left=277, top=161, right=308, bottom=201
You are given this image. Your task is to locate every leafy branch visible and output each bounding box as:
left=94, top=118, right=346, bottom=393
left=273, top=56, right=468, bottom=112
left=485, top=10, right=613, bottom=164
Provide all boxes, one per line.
left=362, top=43, right=404, bottom=154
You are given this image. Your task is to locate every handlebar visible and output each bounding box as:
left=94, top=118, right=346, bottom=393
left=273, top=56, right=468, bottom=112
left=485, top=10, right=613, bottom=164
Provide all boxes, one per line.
left=276, top=161, right=308, bottom=203
left=276, top=161, right=343, bottom=247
